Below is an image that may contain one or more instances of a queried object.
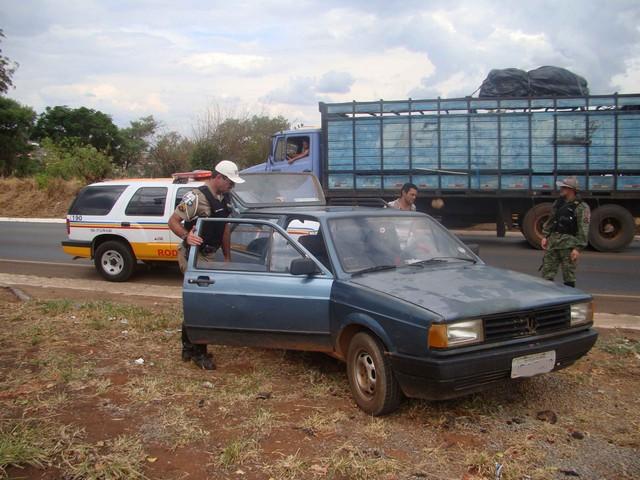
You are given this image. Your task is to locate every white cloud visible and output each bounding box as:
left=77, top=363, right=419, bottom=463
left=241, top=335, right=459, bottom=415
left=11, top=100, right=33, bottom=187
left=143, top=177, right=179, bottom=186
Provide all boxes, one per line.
left=181, top=52, right=269, bottom=74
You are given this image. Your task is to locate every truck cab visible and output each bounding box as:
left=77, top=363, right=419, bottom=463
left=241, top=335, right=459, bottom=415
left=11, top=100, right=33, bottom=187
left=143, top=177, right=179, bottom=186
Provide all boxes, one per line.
left=243, top=128, right=322, bottom=177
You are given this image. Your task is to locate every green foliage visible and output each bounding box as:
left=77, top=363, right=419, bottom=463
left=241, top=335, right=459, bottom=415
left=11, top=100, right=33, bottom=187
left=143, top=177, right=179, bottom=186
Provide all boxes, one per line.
left=0, top=96, right=36, bottom=176
left=33, top=106, right=120, bottom=153
left=115, top=115, right=159, bottom=171
left=190, top=114, right=289, bottom=170
left=38, top=138, right=112, bottom=184
left=0, top=29, right=17, bottom=95
left=147, top=131, right=192, bottom=177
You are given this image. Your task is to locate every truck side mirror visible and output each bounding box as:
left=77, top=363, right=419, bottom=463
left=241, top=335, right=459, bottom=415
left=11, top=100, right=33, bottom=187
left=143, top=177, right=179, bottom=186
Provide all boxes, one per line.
left=290, top=257, right=318, bottom=275
left=466, top=243, right=480, bottom=256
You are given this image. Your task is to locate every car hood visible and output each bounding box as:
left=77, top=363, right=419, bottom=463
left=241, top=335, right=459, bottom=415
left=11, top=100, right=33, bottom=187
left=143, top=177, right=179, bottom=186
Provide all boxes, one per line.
left=349, top=264, right=590, bottom=320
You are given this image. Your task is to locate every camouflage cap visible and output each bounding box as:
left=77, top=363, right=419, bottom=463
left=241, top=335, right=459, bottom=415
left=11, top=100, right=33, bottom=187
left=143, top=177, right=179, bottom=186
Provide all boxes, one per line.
left=556, top=176, right=579, bottom=190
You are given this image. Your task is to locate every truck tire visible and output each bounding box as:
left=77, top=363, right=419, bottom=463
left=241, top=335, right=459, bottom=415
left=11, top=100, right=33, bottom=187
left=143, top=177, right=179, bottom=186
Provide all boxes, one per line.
left=521, top=203, right=553, bottom=249
left=346, top=332, right=402, bottom=416
left=94, top=240, right=136, bottom=282
left=588, top=204, right=635, bottom=252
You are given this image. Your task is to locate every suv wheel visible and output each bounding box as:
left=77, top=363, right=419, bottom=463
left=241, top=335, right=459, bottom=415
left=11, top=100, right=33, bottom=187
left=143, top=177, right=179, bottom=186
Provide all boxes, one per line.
left=346, top=332, right=402, bottom=416
left=94, top=240, right=136, bottom=282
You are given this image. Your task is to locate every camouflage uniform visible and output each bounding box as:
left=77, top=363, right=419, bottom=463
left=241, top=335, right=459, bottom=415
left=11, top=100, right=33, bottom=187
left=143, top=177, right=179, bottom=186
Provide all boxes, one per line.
left=173, top=187, right=232, bottom=273
left=541, top=199, right=590, bottom=285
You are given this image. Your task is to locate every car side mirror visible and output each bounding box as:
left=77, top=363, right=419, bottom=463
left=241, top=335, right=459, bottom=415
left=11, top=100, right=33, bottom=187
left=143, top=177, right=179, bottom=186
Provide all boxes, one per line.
left=290, top=257, right=318, bottom=275
left=466, top=243, right=480, bottom=256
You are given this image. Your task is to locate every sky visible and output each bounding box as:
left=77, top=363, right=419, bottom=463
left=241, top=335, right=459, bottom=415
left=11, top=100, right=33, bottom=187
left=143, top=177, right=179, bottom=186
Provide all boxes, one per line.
left=2, top=0, right=640, bottom=134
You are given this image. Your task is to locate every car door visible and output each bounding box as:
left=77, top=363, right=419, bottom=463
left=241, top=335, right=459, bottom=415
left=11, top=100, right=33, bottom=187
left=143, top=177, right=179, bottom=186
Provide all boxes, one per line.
left=183, top=218, right=334, bottom=351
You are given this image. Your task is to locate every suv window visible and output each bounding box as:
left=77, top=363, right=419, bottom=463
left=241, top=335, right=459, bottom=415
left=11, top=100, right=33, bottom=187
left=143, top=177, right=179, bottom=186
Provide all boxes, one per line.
left=125, top=187, right=168, bottom=216
left=175, top=187, right=194, bottom=208
left=68, top=185, right=127, bottom=216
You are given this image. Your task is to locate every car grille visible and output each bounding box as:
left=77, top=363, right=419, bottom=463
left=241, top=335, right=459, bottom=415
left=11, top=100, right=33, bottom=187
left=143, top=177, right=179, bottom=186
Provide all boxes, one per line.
left=483, top=305, right=571, bottom=342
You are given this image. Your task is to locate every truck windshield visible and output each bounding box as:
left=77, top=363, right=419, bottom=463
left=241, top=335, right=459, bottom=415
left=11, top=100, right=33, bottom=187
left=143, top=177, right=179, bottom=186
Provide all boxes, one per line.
left=233, top=173, right=325, bottom=208
left=328, top=215, right=476, bottom=273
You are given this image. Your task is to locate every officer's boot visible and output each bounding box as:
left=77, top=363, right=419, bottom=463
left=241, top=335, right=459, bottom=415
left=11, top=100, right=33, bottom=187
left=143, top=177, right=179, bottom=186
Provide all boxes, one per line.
left=192, top=344, right=216, bottom=370
left=564, top=281, right=576, bottom=288
left=181, top=324, right=195, bottom=361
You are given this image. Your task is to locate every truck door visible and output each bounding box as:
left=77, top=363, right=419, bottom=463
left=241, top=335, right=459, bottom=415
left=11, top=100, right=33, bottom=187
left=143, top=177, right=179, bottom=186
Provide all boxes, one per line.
left=183, top=218, right=333, bottom=351
left=270, top=134, right=313, bottom=173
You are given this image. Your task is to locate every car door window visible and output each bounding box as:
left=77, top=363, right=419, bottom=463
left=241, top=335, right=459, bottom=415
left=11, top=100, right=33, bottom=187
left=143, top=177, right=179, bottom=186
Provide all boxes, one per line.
left=125, top=187, right=168, bottom=216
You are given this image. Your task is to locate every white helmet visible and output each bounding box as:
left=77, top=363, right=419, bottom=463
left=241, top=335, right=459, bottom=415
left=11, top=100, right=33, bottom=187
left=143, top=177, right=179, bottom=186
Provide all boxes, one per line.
left=215, top=160, right=245, bottom=184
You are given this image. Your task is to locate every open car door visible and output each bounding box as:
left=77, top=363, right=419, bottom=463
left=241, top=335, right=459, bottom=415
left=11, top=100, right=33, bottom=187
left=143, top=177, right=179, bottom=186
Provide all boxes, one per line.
left=183, top=218, right=333, bottom=351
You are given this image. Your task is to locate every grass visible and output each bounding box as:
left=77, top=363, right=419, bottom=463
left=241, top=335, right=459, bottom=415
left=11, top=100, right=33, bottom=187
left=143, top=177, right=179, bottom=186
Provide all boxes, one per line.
left=599, top=335, right=640, bottom=356
left=268, top=450, right=308, bottom=480
left=61, top=435, right=147, bottom=480
left=217, top=438, right=260, bottom=469
left=139, top=405, right=207, bottom=450
left=326, top=442, right=398, bottom=480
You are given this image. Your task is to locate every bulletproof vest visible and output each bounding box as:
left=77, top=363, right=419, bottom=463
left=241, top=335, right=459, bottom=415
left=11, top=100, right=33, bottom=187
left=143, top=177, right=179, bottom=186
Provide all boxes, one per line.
left=552, top=199, right=579, bottom=235
left=183, top=185, right=231, bottom=248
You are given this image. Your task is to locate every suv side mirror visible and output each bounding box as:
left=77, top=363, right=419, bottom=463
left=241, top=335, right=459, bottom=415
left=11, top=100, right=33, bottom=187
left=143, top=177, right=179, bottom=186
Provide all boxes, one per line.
left=290, top=257, right=318, bottom=275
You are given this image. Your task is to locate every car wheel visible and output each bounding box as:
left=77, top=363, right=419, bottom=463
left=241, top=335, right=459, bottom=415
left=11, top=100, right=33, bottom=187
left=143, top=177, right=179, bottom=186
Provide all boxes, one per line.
left=346, top=332, right=402, bottom=416
left=588, top=204, right=635, bottom=252
left=521, top=203, right=553, bottom=249
left=94, top=240, right=136, bottom=282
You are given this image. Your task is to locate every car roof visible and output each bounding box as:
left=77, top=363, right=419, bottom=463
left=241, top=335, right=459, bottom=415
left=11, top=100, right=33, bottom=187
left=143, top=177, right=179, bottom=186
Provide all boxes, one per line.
left=87, top=178, right=203, bottom=188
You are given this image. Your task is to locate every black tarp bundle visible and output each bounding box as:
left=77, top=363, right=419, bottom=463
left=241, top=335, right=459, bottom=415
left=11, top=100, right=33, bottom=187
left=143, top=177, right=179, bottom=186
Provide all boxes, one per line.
left=478, top=66, right=589, bottom=97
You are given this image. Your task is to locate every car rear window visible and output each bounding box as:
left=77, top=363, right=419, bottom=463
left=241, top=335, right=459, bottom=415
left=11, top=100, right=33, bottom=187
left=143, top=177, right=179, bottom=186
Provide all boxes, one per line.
left=68, top=185, right=127, bottom=216
left=125, top=187, right=168, bottom=216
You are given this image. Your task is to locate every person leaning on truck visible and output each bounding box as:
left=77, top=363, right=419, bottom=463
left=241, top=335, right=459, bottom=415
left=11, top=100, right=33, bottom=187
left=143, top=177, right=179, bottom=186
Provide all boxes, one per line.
left=388, top=183, right=418, bottom=211
left=168, top=160, right=245, bottom=370
left=540, top=176, right=590, bottom=288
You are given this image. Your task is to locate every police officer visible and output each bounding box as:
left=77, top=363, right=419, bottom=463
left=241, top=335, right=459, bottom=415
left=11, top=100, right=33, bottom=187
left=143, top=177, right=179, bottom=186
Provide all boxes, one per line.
left=540, top=176, right=590, bottom=288
left=168, top=160, right=245, bottom=369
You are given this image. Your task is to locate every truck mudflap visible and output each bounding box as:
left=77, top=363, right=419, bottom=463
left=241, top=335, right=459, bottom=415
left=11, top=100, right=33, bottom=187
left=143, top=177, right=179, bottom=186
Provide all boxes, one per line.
left=389, top=328, right=598, bottom=400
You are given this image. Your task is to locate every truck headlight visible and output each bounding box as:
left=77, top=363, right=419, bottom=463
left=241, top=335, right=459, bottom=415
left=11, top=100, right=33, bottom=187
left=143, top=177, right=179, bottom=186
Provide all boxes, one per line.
left=570, top=301, right=593, bottom=326
left=428, top=319, right=484, bottom=349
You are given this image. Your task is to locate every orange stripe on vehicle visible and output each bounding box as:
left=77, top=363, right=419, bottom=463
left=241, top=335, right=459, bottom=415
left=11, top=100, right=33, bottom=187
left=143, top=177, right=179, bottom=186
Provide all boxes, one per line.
left=62, top=245, right=91, bottom=258
left=129, top=242, right=178, bottom=261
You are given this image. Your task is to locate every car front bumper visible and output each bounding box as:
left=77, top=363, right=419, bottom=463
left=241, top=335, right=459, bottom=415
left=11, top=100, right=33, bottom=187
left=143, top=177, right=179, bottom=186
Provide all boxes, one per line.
left=389, top=328, right=598, bottom=400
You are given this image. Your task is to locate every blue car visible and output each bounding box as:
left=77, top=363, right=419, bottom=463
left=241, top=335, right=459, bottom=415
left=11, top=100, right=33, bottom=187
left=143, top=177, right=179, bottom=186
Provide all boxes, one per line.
left=182, top=173, right=597, bottom=415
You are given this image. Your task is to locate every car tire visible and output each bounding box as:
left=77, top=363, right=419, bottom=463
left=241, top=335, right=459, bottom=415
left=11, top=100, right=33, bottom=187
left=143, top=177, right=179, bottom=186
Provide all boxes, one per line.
left=346, top=331, right=402, bottom=416
left=588, top=204, right=635, bottom=252
left=522, top=203, right=553, bottom=249
left=94, top=240, right=136, bottom=282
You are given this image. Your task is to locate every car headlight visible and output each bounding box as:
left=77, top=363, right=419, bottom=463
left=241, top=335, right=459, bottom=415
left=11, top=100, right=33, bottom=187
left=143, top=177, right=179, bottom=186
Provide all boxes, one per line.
left=570, top=301, right=594, bottom=326
left=428, top=319, right=484, bottom=349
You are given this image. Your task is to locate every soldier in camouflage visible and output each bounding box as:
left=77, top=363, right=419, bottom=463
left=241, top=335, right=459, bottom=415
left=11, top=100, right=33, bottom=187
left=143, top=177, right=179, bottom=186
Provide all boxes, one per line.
left=540, top=176, right=590, bottom=287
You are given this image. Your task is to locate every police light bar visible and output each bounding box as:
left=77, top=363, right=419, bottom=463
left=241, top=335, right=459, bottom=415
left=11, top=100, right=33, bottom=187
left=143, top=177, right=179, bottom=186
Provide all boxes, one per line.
left=172, top=170, right=212, bottom=184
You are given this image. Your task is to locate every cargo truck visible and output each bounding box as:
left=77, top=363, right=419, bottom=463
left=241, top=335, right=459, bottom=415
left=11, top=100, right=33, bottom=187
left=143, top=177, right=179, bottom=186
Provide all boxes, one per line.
left=243, top=94, right=640, bottom=252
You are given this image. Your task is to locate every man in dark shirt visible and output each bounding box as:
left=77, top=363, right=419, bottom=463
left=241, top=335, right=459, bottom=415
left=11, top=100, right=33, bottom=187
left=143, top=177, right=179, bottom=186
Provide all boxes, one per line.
left=168, top=160, right=245, bottom=369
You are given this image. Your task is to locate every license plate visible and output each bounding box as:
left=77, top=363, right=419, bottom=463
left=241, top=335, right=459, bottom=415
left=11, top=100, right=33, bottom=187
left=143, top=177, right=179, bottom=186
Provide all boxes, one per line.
left=511, top=351, right=556, bottom=379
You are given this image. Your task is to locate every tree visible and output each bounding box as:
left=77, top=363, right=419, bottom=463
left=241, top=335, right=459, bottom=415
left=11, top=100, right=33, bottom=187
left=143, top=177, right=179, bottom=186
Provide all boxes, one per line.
left=39, top=138, right=112, bottom=183
left=115, top=115, right=160, bottom=171
left=189, top=105, right=289, bottom=170
left=0, top=97, right=36, bottom=176
left=33, top=106, right=120, bottom=153
left=147, top=131, right=192, bottom=177
left=0, top=29, right=18, bottom=95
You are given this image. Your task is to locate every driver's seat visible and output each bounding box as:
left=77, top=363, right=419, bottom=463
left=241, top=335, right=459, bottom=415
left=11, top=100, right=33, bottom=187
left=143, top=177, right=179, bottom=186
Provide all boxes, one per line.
left=298, top=232, right=331, bottom=271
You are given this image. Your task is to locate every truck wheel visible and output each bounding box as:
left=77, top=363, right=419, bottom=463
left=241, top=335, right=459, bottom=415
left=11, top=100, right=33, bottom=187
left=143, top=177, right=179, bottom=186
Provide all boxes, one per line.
left=588, top=204, right=635, bottom=252
left=521, top=203, right=553, bottom=249
left=94, top=240, right=136, bottom=282
left=346, top=332, right=402, bottom=416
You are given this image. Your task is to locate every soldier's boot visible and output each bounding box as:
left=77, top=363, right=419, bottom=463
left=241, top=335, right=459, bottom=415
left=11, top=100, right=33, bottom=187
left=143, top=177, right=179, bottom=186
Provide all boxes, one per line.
left=564, top=281, right=576, bottom=288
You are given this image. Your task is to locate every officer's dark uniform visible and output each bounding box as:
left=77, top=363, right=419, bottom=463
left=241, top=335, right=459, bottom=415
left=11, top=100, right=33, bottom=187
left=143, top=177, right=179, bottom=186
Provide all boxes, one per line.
left=173, top=184, right=232, bottom=367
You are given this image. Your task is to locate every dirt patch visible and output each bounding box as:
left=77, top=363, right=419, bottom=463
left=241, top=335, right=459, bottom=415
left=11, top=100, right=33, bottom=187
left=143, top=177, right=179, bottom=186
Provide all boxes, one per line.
left=0, top=294, right=638, bottom=480
left=0, top=177, right=82, bottom=218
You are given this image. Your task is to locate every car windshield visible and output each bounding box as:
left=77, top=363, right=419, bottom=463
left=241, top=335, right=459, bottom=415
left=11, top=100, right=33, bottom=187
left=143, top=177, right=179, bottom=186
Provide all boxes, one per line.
left=328, top=215, right=476, bottom=274
left=233, top=173, right=325, bottom=207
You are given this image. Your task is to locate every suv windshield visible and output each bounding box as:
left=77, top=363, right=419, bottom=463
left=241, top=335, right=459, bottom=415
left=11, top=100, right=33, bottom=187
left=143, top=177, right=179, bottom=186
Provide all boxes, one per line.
left=328, top=215, right=476, bottom=273
left=233, top=173, right=325, bottom=208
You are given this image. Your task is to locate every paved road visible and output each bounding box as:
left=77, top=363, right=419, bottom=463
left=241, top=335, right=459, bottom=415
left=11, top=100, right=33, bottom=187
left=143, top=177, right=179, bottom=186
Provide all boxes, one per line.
left=1, top=220, right=639, bottom=314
